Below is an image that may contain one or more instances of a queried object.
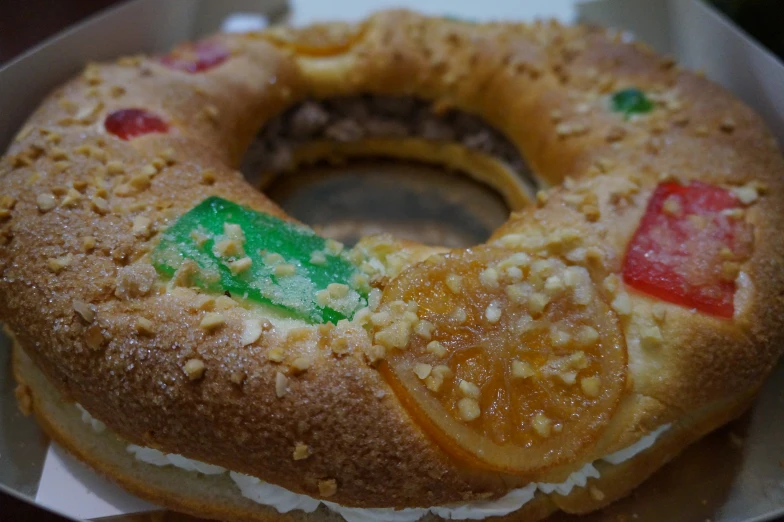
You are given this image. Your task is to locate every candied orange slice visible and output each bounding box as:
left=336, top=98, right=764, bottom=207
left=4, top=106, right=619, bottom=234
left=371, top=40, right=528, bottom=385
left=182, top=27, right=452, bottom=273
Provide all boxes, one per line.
left=263, top=22, right=365, bottom=57
left=376, top=247, right=627, bottom=475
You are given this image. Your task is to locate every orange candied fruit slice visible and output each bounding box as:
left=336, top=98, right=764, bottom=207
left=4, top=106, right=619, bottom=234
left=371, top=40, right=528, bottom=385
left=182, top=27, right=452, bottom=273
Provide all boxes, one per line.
left=263, top=22, right=365, bottom=56
left=375, top=247, right=627, bottom=475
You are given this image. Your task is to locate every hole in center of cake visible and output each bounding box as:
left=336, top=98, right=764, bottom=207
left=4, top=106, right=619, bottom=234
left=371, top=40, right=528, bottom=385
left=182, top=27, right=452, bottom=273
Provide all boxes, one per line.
left=263, top=160, right=510, bottom=248
left=241, top=95, right=535, bottom=247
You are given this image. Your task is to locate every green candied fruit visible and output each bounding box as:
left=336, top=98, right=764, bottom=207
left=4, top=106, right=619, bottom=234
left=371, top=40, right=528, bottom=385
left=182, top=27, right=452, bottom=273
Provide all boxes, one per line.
left=152, top=196, right=367, bottom=324
left=611, top=88, right=654, bottom=117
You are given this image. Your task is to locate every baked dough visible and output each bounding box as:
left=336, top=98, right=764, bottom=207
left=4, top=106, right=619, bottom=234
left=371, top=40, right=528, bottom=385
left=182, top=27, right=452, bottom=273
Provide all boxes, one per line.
left=2, top=9, right=783, bottom=521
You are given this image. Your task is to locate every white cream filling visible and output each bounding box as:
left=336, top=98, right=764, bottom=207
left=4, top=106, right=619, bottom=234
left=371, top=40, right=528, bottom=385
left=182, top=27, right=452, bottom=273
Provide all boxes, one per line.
left=76, top=403, right=106, bottom=433
left=128, top=445, right=228, bottom=475
left=535, top=462, right=600, bottom=496
left=600, top=423, right=670, bottom=465
left=76, top=404, right=670, bottom=521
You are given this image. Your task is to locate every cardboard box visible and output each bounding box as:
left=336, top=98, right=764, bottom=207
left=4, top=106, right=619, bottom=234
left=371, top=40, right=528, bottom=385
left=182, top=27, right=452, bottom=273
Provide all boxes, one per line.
left=1, top=1, right=782, bottom=521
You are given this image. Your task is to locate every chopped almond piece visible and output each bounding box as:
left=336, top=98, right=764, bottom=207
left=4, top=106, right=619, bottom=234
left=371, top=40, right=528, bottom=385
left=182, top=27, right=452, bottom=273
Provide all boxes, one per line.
left=229, top=257, right=252, bottom=275
left=37, top=193, right=56, bottom=212
left=290, top=356, right=313, bottom=374
left=200, top=312, right=226, bottom=331
left=73, top=300, right=95, bottom=323
left=318, top=479, right=338, bottom=498
left=293, top=443, right=311, bottom=460
left=512, top=360, right=535, bottom=379
left=275, top=263, right=296, bottom=276
left=413, top=363, right=432, bottom=380
left=136, top=317, right=155, bottom=336
left=184, top=359, right=206, bottom=380
left=240, top=319, right=262, bottom=346
left=458, top=398, right=481, bottom=421
left=48, top=254, right=73, bottom=273
left=275, top=372, right=289, bottom=397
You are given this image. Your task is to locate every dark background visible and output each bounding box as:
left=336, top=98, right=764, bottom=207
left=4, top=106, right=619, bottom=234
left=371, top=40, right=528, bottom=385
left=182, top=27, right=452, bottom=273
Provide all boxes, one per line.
left=709, top=0, right=784, bottom=59
left=0, top=0, right=120, bottom=64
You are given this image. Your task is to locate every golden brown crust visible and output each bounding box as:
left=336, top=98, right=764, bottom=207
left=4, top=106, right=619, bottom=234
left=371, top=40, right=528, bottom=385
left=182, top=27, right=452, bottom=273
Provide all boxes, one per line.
left=11, top=342, right=750, bottom=522
left=15, top=343, right=558, bottom=522
left=1, top=8, right=783, bottom=517
left=552, top=389, right=757, bottom=514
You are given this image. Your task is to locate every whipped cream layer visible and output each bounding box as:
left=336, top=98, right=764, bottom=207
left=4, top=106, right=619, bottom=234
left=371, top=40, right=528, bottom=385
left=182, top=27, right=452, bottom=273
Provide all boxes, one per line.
left=77, top=403, right=669, bottom=522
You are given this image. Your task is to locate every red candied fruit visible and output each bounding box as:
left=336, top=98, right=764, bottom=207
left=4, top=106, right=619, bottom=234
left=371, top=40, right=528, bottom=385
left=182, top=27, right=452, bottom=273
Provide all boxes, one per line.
left=159, top=40, right=230, bottom=73
left=105, top=109, right=168, bottom=140
left=623, top=181, right=753, bottom=318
